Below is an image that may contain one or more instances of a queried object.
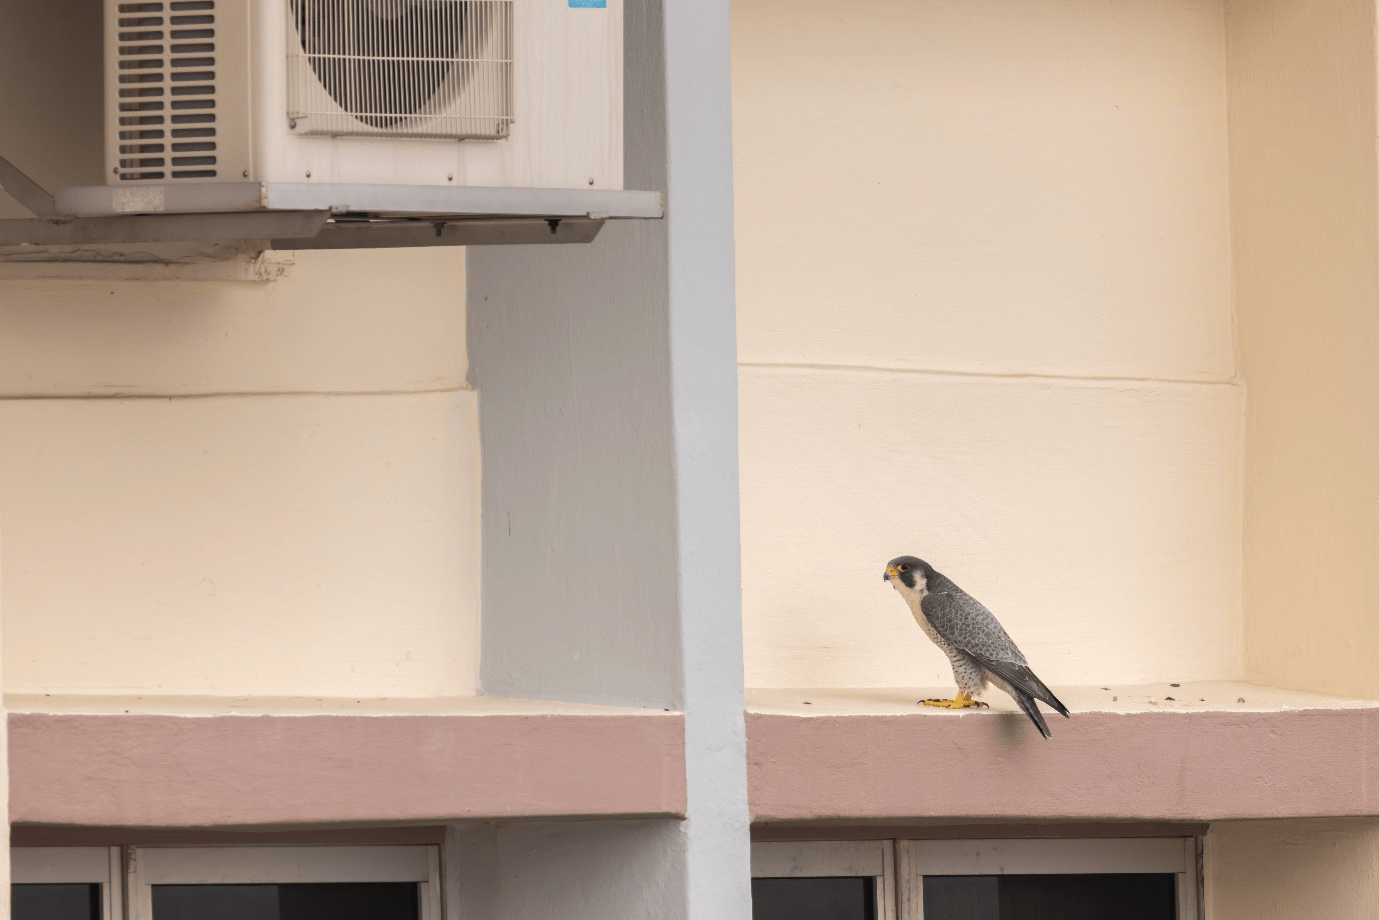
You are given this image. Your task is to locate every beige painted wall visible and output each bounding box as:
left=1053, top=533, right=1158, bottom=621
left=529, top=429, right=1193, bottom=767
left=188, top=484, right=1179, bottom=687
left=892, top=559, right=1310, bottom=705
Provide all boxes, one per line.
left=0, top=249, right=481, bottom=697
left=1228, top=0, right=1379, bottom=699
left=734, top=0, right=1243, bottom=688
left=1, top=0, right=484, bottom=700
left=1208, top=818, right=1379, bottom=919
left=0, top=250, right=467, bottom=397
left=741, top=371, right=1241, bottom=688
left=734, top=0, right=1234, bottom=381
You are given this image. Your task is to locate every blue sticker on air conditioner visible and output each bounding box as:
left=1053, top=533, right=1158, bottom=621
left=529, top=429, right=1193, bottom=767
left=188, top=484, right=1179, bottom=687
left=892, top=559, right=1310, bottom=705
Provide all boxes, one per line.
left=569, top=0, right=607, bottom=7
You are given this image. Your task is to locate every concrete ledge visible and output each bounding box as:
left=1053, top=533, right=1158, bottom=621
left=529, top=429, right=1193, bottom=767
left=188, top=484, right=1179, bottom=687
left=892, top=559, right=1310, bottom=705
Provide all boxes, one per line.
left=10, top=707, right=686, bottom=826
left=746, top=684, right=1379, bottom=822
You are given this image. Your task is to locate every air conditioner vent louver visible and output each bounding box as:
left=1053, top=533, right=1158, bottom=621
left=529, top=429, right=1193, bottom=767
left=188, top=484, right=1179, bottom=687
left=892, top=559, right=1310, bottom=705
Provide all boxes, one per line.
left=287, top=0, right=513, bottom=140
left=114, top=0, right=219, bottom=181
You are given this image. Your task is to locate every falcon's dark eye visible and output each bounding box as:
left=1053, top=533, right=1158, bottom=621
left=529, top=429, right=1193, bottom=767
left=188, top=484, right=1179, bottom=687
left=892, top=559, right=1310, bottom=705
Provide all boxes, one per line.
left=898, top=564, right=910, bottom=572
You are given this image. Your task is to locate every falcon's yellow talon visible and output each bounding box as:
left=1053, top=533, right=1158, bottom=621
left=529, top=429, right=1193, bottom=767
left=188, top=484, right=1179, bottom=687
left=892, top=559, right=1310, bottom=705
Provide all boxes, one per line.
left=919, top=692, right=988, bottom=710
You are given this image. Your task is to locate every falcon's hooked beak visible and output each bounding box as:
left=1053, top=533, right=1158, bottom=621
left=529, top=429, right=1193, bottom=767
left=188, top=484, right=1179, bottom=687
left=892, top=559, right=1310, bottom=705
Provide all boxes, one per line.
left=883, top=564, right=899, bottom=583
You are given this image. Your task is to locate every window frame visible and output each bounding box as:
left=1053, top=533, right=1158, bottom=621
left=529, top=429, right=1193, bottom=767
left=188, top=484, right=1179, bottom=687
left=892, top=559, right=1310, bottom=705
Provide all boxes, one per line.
left=12, top=846, right=123, bottom=920
left=125, top=845, right=442, bottom=920
left=751, top=840, right=897, bottom=920
left=897, top=837, right=1200, bottom=920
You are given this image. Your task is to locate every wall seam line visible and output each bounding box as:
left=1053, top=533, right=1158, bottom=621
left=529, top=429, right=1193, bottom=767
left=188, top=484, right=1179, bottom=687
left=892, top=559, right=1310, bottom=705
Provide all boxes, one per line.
left=738, top=361, right=1242, bottom=388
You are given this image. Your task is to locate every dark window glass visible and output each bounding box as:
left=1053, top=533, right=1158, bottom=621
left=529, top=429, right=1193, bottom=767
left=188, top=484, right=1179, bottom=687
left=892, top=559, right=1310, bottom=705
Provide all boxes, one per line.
left=924, top=873, right=1177, bottom=920
left=751, top=877, right=875, bottom=920
left=153, top=883, right=419, bottom=920
left=278, top=884, right=419, bottom=920
left=12, top=884, right=101, bottom=920
left=154, top=885, right=278, bottom=920
left=923, top=875, right=999, bottom=920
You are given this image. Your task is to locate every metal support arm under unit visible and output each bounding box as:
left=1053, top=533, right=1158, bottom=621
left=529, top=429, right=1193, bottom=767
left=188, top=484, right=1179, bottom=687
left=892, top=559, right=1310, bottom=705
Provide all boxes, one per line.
left=275, top=218, right=604, bottom=249
left=0, top=170, right=654, bottom=249
left=0, top=213, right=606, bottom=249
left=0, top=154, right=57, bottom=219
left=0, top=211, right=331, bottom=247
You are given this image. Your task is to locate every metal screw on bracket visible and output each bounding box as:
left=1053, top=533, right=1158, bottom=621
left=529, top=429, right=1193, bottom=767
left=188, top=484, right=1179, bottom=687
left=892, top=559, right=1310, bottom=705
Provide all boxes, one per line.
left=447, top=173, right=454, bottom=181
left=242, top=170, right=249, bottom=178
left=588, top=177, right=595, bottom=185
left=289, top=119, right=297, bottom=129
left=305, top=170, right=312, bottom=178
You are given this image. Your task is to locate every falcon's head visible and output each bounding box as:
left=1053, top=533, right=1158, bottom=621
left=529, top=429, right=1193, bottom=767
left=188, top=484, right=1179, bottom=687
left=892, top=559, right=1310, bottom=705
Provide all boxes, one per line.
left=884, top=555, right=928, bottom=590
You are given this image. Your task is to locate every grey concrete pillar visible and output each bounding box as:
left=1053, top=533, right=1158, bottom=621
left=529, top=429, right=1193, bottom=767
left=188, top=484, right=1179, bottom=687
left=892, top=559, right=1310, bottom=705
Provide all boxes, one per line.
left=465, top=0, right=749, bottom=916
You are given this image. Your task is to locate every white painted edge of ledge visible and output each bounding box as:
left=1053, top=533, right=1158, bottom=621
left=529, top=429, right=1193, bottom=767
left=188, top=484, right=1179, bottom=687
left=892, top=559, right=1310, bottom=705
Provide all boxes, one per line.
left=5, top=693, right=683, bottom=718
left=746, top=681, right=1379, bottom=717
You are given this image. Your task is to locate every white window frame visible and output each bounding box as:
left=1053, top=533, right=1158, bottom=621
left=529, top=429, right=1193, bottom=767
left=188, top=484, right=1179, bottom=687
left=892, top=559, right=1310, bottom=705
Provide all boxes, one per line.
left=898, top=837, right=1199, bottom=920
left=12, top=847, right=124, bottom=920
left=751, top=840, right=897, bottom=920
left=126, top=845, right=442, bottom=920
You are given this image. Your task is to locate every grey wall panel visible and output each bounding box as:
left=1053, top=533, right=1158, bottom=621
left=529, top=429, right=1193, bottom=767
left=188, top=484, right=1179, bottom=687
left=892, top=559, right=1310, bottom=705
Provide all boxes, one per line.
left=468, top=219, right=681, bottom=708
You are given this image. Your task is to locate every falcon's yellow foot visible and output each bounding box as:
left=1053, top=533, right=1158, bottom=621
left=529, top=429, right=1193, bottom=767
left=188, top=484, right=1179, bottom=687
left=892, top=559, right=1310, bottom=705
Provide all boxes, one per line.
left=919, top=692, right=989, bottom=710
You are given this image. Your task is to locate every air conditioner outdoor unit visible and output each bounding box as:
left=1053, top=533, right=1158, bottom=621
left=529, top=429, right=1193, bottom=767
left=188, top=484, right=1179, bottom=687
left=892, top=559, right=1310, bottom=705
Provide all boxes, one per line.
left=105, top=0, right=623, bottom=191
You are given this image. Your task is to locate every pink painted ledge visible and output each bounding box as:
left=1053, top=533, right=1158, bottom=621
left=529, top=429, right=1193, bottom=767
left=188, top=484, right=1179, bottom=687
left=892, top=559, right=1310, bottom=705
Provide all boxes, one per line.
left=10, top=708, right=686, bottom=827
left=747, top=687, right=1379, bottom=823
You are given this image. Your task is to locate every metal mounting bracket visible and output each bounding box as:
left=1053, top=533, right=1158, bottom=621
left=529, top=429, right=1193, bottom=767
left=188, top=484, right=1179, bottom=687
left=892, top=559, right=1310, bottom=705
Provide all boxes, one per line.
left=0, top=176, right=661, bottom=250
left=0, top=211, right=331, bottom=247
left=0, top=154, right=57, bottom=218
left=274, top=217, right=605, bottom=249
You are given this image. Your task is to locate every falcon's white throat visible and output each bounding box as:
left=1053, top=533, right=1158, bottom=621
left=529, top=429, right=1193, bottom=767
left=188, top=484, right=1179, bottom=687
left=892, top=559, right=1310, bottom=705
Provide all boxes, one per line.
left=889, top=570, right=928, bottom=607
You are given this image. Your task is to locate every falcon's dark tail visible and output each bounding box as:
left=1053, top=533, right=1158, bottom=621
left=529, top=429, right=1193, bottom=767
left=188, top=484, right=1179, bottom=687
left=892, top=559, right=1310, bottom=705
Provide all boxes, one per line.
left=1022, top=670, right=1071, bottom=721
left=975, top=657, right=1071, bottom=737
left=1012, top=689, right=1052, bottom=739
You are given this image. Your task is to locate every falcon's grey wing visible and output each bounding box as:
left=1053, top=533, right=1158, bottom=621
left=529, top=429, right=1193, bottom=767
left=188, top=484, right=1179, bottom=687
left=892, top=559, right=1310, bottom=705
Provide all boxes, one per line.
left=919, top=589, right=1071, bottom=730
left=917, top=588, right=1025, bottom=664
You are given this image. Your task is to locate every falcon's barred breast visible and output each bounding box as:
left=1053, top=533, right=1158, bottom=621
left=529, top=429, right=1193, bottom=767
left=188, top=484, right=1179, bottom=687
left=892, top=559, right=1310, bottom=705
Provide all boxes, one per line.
left=884, top=555, right=1071, bottom=738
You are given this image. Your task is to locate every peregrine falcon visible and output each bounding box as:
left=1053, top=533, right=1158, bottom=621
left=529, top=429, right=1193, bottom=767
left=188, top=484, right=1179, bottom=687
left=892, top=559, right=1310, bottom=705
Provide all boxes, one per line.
left=884, top=555, right=1070, bottom=738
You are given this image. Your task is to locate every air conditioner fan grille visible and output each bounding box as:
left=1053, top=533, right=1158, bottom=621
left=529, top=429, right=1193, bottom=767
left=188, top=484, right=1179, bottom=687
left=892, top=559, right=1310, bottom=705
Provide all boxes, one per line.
left=288, top=0, right=513, bottom=139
